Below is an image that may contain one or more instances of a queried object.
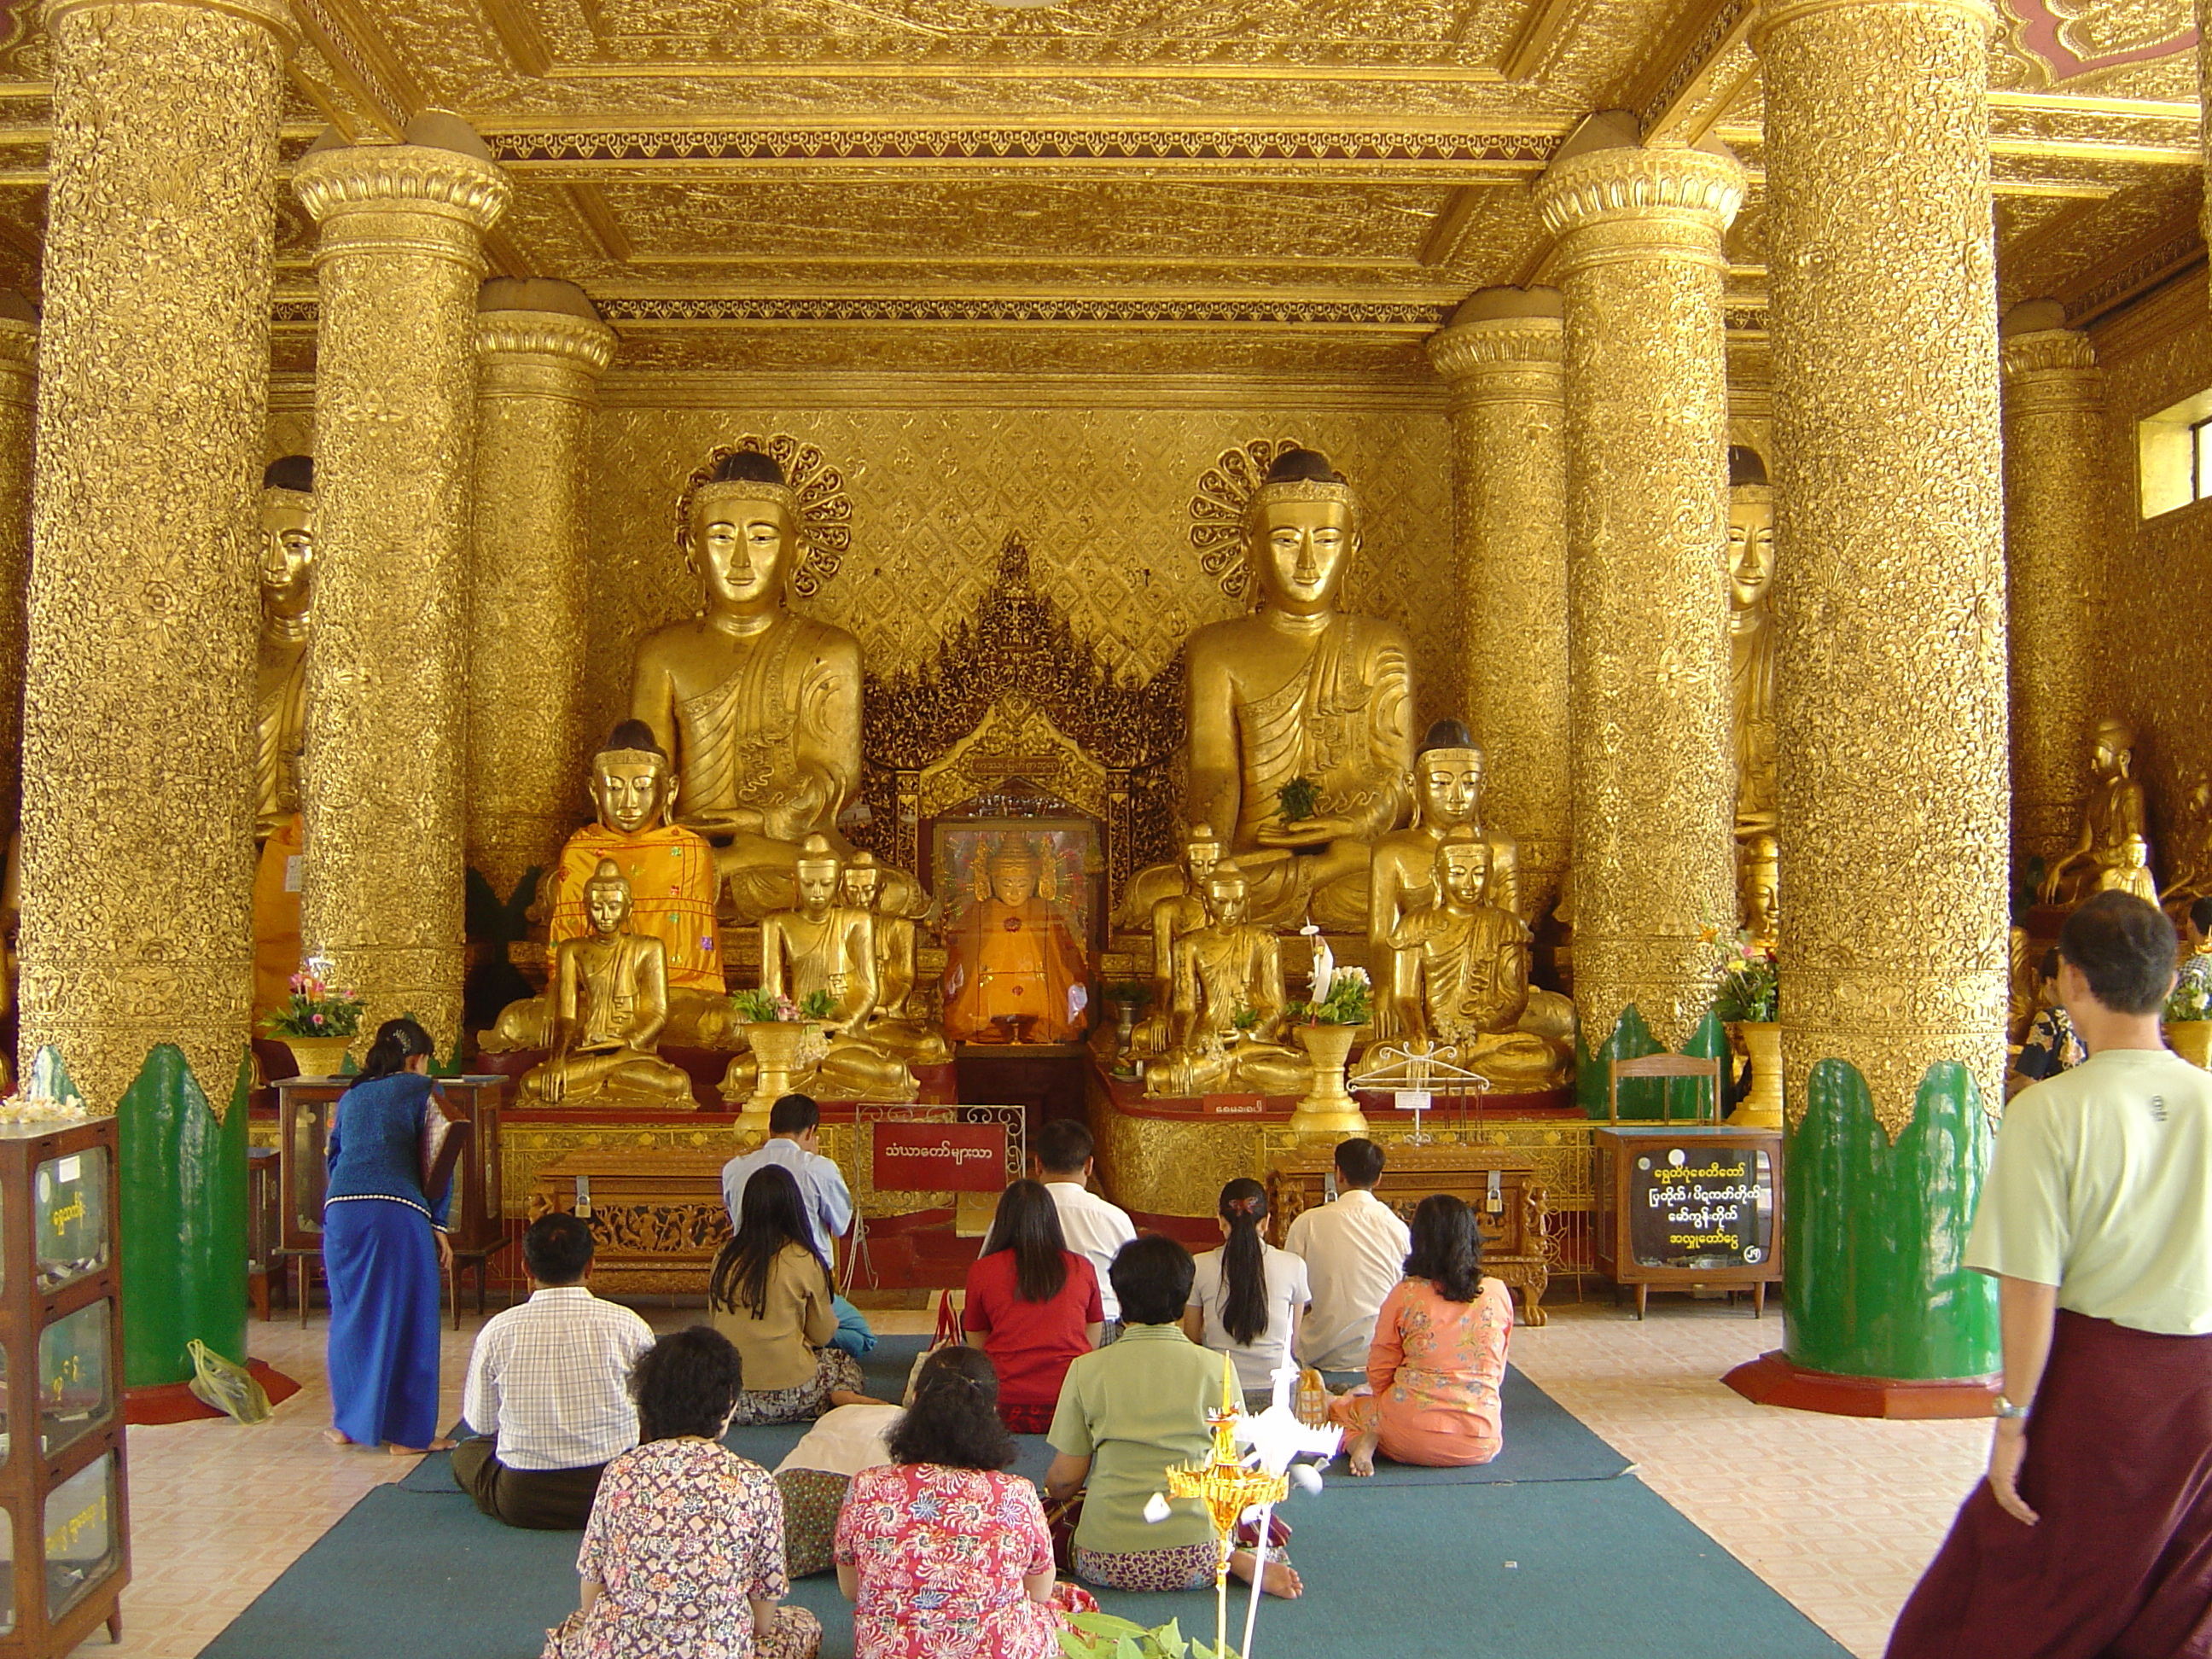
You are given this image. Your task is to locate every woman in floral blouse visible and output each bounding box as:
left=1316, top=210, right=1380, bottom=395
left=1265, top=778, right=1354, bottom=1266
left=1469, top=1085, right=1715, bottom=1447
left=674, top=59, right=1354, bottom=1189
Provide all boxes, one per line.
left=835, top=1347, right=1095, bottom=1659
left=544, top=1327, right=821, bottom=1659
left=1328, top=1193, right=1513, bottom=1474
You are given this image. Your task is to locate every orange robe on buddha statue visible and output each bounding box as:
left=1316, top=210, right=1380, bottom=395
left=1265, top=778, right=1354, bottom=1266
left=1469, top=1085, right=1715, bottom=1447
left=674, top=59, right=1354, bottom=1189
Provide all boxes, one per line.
left=943, top=895, right=1090, bottom=1043
left=544, top=823, right=723, bottom=992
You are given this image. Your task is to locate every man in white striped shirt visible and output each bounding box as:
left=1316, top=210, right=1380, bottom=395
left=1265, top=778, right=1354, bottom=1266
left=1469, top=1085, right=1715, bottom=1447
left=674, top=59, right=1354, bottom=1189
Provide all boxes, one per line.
left=453, top=1214, right=655, bottom=1528
left=1032, top=1120, right=1138, bottom=1332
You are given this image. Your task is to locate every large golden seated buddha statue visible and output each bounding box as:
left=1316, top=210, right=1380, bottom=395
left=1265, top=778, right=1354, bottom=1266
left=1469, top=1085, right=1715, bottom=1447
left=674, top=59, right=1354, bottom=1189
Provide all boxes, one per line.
left=1386, top=830, right=1571, bottom=1093
left=483, top=722, right=731, bottom=1053
left=841, top=849, right=950, bottom=1065
left=1119, top=447, right=1414, bottom=934
left=255, top=454, right=316, bottom=843
left=2040, top=716, right=2151, bottom=908
left=719, top=835, right=918, bottom=1103
left=520, top=860, right=697, bottom=1110
left=1144, top=861, right=1312, bottom=1099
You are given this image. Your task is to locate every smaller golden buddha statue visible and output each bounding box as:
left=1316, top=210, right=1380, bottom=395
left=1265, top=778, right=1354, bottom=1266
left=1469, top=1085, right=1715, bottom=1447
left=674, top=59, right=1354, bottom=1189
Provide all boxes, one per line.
left=2041, top=717, right=2150, bottom=905
left=943, top=837, right=1091, bottom=1044
left=521, top=860, right=698, bottom=1109
left=1369, top=720, right=1519, bottom=1039
left=1386, top=830, right=1569, bottom=1092
left=255, top=455, right=316, bottom=842
left=841, top=849, right=950, bottom=1065
left=720, top=835, right=917, bottom=1103
left=1145, top=861, right=1312, bottom=1098
left=1739, top=831, right=1778, bottom=955
left=1127, top=824, right=1224, bottom=1057
left=483, top=722, right=730, bottom=1052
left=1727, top=446, right=1777, bottom=841
left=2094, top=834, right=2159, bottom=903
left=1128, top=447, right=1414, bottom=931
left=2162, top=771, right=2212, bottom=912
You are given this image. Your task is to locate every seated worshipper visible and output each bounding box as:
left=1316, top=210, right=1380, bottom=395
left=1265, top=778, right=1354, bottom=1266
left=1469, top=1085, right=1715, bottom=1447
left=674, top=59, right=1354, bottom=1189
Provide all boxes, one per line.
left=1185, top=1179, right=1310, bottom=1406
left=2178, top=895, right=2212, bottom=1002
left=1030, top=1119, right=1138, bottom=1336
left=708, top=1166, right=884, bottom=1427
left=455, top=1214, right=655, bottom=1529
left=2008, top=950, right=2085, bottom=1102
left=723, top=1092, right=872, bottom=1357
left=963, top=1179, right=1103, bottom=1433
left=1045, top=1237, right=1301, bottom=1598
left=1330, top=1193, right=1512, bottom=1475
left=836, top=1347, right=1098, bottom=1659
left=544, top=1327, right=820, bottom=1659
left=1283, top=1138, right=1412, bottom=1372
left=773, top=1400, right=904, bottom=1578
left=1887, top=892, right=2212, bottom=1659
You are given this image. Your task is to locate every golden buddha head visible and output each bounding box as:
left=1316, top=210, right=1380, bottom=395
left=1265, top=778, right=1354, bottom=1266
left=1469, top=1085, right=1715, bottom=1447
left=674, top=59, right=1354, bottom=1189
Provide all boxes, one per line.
left=2092, top=716, right=2135, bottom=781
left=1183, top=824, right=1223, bottom=885
left=584, top=858, right=633, bottom=934
left=987, top=842, right=1039, bottom=907
left=1414, top=719, right=1484, bottom=828
left=841, top=849, right=883, bottom=912
left=2120, top=833, right=2151, bottom=870
left=1435, top=830, right=1493, bottom=908
left=259, top=454, right=316, bottom=612
left=1740, top=832, right=1779, bottom=942
left=1726, top=447, right=1774, bottom=614
left=1202, top=860, right=1250, bottom=925
left=592, top=719, right=674, bottom=835
left=689, top=450, right=800, bottom=617
left=1245, top=448, right=1359, bottom=619
left=795, top=833, right=842, bottom=917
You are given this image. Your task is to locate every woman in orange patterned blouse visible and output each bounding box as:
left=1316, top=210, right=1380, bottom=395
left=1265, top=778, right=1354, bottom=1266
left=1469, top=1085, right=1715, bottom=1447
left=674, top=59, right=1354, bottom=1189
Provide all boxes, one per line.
left=1327, top=1193, right=1513, bottom=1474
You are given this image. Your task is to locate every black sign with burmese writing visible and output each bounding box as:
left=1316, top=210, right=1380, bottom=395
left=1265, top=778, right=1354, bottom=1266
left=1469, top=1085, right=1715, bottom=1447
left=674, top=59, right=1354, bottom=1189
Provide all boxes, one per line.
left=1627, top=1144, right=1776, bottom=1271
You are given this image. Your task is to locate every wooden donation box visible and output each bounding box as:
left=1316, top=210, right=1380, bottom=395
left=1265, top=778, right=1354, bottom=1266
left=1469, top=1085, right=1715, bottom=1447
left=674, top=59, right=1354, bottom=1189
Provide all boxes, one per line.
left=529, top=1147, right=732, bottom=1295
left=276, top=1075, right=504, bottom=1258
left=1593, top=1127, right=1783, bottom=1318
left=1264, top=1143, right=1561, bottom=1327
left=0, top=1116, right=128, bottom=1652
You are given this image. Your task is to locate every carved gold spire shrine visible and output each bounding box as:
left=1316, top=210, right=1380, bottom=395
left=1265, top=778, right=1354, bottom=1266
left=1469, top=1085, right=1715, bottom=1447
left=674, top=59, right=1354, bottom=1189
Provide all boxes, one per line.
left=295, top=119, right=509, bottom=1054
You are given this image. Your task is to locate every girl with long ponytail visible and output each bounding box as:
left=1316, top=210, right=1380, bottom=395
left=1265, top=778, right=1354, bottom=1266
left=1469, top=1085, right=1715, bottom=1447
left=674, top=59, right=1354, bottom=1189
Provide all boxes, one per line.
left=1184, top=1178, right=1312, bottom=1404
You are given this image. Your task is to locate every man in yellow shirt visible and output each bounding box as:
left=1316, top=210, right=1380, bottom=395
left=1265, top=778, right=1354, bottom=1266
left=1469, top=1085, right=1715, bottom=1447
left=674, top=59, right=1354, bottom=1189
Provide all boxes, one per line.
left=1889, top=891, right=2212, bottom=1658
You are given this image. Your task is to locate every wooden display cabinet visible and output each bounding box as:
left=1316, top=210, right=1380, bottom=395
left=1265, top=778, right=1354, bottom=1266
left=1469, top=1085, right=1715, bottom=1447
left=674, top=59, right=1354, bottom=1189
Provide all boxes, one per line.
left=1593, top=1126, right=1783, bottom=1318
left=0, top=1115, right=129, bottom=1652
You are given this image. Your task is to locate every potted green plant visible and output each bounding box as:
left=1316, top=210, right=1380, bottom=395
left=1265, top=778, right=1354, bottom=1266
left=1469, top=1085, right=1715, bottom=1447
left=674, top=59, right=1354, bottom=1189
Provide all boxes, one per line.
left=1711, top=930, right=1780, bottom=1128
left=729, top=988, right=835, bottom=1124
left=2166, top=975, right=2212, bottom=1069
left=1102, top=980, right=1150, bottom=1061
left=1284, top=959, right=1372, bottom=1133
left=263, top=958, right=367, bottom=1077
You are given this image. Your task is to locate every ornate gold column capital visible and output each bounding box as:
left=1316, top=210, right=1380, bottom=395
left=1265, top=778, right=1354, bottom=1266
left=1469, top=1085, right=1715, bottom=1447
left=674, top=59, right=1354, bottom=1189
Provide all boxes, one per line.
left=44, top=0, right=297, bottom=52
left=476, top=309, right=617, bottom=409
left=294, top=141, right=509, bottom=269
left=1534, top=143, right=1744, bottom=268
left=1429, top=315, right=1565, bottom=391
left=2000, top=325, right=2101, bottom=401
left=1755, top=0, right=1995, bottom=45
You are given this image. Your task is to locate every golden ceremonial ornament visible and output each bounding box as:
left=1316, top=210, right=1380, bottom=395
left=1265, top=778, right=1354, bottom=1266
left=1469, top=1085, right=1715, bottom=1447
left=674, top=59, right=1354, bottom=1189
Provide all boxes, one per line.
left=1161, top=1354, right=1289, bottom=1659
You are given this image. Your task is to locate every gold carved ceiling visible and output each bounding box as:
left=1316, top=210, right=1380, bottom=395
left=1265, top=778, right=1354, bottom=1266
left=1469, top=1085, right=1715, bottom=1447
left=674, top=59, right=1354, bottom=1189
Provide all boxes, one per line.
left=0, top=0, right=2200, bottom=374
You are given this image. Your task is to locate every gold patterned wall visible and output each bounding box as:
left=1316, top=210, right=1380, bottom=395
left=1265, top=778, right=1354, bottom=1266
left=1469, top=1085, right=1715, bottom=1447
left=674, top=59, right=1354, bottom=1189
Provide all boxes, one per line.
left=576, top=396, right=1460, bottom=769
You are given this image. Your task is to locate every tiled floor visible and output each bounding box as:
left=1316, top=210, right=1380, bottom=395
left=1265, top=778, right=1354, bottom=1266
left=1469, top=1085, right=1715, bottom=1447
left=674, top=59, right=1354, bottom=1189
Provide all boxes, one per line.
left=75, top=1295, right=1987, bottom=1659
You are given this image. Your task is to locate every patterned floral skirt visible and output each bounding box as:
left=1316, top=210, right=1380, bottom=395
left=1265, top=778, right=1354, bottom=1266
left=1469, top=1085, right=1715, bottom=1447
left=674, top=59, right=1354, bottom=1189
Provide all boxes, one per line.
left=775, top=1470, right=850, bottom=1578
left=998, top=1401, right=1057, bottom=1435
left=729, top=1347, right=866, bottom=1428
left=544, top=1600, right=823, bottom=1659
left=1073, top=1540, right=1221, bottom=1592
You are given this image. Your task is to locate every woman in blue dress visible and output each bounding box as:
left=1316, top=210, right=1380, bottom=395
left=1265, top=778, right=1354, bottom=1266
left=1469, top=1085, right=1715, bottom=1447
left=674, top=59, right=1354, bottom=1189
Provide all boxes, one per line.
left=322, top=1017, right=457, bottom=1453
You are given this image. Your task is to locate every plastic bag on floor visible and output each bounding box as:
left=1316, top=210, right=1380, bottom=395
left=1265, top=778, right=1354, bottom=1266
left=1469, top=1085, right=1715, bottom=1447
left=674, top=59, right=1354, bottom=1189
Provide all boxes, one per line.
left=186, top=1338, right=273, bottom=1425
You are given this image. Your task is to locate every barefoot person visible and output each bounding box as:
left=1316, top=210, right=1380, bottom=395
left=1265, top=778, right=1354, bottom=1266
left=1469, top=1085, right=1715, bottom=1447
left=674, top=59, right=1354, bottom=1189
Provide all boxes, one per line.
left=1888, top=891, right=2212, bottom=1659
left=321, top=1017, right=458, bottom=1456
left=1330, top=1194, right=1512, bottom=1476
left=1045, top=1237, right=1301, bottom=1599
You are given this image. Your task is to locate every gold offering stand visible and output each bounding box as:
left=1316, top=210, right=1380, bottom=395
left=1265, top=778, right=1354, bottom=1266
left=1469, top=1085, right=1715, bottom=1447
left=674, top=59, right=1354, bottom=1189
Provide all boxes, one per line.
left=1346, top=1042, right=1492, bottom=1145
left=1162, top=1356, right=1288, bottom=1659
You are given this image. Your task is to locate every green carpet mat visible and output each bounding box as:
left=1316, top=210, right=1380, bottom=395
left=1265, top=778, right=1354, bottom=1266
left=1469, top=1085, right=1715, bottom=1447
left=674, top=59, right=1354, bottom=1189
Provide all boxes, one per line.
left=402, top=1337, right=1630, bottom=1495
left=201, top=1467, right=1848, bottom=1658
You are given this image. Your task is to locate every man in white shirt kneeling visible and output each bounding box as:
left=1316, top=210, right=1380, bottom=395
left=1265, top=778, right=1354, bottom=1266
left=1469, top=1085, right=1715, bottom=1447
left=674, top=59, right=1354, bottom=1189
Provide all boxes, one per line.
left=453, top=1213, right=655, bottom=1528
left=1032, top=1119, right=1138, bottom=1337
left=1284, top=1138, right=1411, bottom=1372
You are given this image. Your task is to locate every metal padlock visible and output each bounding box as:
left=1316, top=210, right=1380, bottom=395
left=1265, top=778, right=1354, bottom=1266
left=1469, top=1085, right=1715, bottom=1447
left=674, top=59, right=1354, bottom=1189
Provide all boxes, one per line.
left=1486, top=1169, right=1504, bottom=1214
left=574, top=1174, right=592, bottom=1220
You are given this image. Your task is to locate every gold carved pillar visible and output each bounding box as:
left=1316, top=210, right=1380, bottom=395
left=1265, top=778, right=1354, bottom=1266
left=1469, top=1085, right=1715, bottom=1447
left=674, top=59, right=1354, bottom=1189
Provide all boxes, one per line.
left=0, top=297, right=36, bottom=843
left=294, top=118, right=509, bottom=1050
left=21, top=0, right=292, bottom=1113
left=1534, top=126, right=1742, bottom=1052
left=1744, top=0, right=2006, bottom=1399
left=1999, top=300, right=2102, bottom=876
left=1427, top=286, right=1570, bottom=925
left=468, top=279, right=615, bottom=900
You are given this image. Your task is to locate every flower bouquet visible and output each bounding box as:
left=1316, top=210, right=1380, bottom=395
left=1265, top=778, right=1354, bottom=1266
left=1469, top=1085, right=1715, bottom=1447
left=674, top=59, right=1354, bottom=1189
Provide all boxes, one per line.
left=264, top=958, right=367, bottom=1039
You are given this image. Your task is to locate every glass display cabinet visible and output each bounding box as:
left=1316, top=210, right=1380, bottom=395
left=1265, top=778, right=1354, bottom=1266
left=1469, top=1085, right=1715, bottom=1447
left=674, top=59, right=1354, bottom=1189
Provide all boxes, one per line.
left=0, top=1115, right=126, bottom=1652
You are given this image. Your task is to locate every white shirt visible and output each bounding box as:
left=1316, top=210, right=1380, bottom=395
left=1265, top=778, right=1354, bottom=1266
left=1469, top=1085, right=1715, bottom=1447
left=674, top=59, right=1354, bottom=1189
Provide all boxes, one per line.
left=461, top=1285, right=655, bottom=1471
left=774, top=1402, right=904, bottom=1478
left=722, top=1138, right=855, bottom=1256
left=1283, top=1189, right=1412, bottom=1371
left=1045, top=1180, right=1139, bottom=1323
left=1188, top=1243, right=1312, bottom=1390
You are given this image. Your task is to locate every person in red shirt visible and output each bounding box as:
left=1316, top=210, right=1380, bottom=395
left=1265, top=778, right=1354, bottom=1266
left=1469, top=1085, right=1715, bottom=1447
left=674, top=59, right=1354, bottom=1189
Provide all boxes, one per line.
left=963, top=1180, right=1104, bottom=1432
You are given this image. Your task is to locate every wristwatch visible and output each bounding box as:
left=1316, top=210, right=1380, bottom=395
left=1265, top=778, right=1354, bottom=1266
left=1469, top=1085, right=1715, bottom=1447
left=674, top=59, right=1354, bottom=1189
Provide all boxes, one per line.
left=1994, top=1394, right=2031, bottom=1421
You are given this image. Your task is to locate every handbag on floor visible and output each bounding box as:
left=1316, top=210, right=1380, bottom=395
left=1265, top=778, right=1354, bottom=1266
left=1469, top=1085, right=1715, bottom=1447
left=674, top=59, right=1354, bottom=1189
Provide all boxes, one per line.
left=903, top=1289, right=963, bottom=1405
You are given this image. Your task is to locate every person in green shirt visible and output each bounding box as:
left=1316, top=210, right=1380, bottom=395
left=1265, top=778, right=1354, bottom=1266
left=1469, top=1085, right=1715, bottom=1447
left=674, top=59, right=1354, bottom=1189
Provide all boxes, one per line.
left=1044, top=1236, right=1302, bottom=1598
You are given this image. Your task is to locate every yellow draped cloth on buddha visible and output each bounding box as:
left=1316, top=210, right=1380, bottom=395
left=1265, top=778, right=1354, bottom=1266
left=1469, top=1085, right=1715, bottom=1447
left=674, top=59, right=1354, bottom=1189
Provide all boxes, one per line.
left=544, top=824, right=723, bottom=993
left=944, top=896, right=1089, bottom=1043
